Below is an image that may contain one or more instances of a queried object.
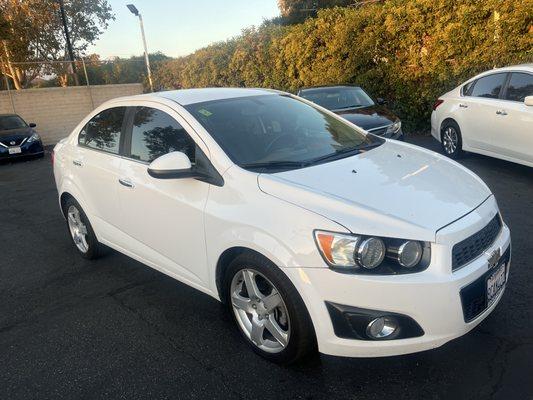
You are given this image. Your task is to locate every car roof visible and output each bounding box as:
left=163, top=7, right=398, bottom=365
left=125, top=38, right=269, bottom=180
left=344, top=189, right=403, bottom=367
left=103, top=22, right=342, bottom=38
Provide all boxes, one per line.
left=113, top=87, right=283, bottom=106
left=0, top=114, right=21, bottom=118
left=475, top=64, right=533, bottom=77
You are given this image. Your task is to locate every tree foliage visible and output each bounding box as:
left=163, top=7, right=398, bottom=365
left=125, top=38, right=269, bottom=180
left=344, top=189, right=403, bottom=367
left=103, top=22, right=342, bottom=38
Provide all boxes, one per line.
left=277, top=0, right=355, bottom=23
left=155, top=0, right=533, bottom=132
left=0, top=0, right=113, bottom=89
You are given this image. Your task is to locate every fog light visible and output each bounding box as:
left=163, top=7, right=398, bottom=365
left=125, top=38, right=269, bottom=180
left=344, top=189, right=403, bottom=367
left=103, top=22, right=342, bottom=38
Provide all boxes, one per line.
left=366, top=316, right=397, bottom=339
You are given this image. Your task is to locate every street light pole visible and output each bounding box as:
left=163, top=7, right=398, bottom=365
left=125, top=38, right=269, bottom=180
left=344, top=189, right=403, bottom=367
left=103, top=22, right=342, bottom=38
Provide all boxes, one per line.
left=127, top=4, right=154, bottom=92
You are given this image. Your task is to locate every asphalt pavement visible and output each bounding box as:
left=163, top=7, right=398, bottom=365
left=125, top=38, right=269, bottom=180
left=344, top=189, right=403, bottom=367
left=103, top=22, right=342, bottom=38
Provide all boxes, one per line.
left=0, top=136, right=532, bottom=400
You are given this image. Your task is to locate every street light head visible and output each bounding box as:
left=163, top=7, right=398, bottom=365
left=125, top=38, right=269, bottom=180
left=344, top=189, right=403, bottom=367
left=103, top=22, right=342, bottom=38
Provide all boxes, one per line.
left=127, top=4, right=139, bottom=16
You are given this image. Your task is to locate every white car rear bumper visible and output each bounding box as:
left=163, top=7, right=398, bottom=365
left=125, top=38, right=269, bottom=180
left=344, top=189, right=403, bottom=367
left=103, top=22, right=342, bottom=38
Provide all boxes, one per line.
left=430, top=110, right=440, bottom=141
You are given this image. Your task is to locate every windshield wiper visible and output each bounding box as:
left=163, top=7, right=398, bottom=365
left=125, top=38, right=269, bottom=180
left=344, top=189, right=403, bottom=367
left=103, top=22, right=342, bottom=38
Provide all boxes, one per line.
left=240, top=142, right=383, bottom=171
left=240, top=160, right=309, bottom=171
left=332, top=104, right=363, bottom=111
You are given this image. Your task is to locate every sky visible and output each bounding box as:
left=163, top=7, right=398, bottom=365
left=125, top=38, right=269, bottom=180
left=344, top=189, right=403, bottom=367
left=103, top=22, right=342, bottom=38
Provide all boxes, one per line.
left=87, top=0, right=281, bottom=59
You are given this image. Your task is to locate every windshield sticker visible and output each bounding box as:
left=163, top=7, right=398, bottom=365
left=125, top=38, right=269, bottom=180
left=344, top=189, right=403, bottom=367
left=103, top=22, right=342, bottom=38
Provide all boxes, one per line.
left=198, top=109, right=212, bottom=117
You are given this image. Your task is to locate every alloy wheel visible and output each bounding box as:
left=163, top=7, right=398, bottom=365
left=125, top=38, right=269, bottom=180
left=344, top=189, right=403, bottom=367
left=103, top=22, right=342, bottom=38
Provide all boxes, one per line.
left=230, top=269, right=290, bottom=353
left=442, top=126, right=458, bottom=154
left=67, top=205, right=89, bottom=253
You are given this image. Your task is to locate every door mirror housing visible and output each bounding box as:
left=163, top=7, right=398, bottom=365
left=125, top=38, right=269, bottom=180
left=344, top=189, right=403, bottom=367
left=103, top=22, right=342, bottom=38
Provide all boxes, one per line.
left=147, top=151, right=196, bottom=179
left=376, top=97, right=387, bottom=105
left=524, top=96, right=533, bottom=106
left=29, top=123, right=37, bottom=128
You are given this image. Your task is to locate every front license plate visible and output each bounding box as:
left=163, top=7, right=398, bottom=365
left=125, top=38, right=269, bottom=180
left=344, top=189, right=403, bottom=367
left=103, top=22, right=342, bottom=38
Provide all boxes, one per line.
left=487, top=263, right=506, bottom=307
left=8, top=147, right=21, bottom=155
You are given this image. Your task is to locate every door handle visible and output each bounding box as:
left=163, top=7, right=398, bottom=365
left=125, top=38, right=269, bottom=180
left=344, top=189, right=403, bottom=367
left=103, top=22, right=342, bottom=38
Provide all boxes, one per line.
left=496, top=110, right=508, bottom=115
left=459, top=103, right=468, bottom=108
left=73, top=160, right=83, bottom=167
left=118, top=178, right=135, bottom=188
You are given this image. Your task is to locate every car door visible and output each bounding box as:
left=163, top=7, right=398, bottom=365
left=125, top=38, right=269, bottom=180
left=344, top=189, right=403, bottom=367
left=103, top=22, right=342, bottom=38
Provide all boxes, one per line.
left=458, top=72, right=508, bottom=152
left=490, top=71, right=533, bottom=164
left=115, top=104, right=211, bottom=288
left=70, top=106, right=126, bottom=237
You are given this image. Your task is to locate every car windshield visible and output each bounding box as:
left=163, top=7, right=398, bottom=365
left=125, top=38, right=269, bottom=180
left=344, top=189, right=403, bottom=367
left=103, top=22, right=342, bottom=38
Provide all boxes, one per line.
left=299, top=87, right=375, bottom=111
left=0, top=115, right=27, bottom=131
left=185, top=94, right=382, bottom=171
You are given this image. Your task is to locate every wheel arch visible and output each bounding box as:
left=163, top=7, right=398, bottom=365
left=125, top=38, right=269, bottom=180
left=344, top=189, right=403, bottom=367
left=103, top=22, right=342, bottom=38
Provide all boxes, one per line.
left=215, top=246, right=281, bottom=303
left=440, top=117, right=460, bottom=137
left=60, top=192, right=75, bottom=218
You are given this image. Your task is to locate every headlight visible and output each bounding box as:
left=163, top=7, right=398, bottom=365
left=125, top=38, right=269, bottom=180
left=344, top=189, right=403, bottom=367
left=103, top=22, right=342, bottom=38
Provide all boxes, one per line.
left=355, top=237, right=386, bottom=269
left=27, top=132, right=41, bottom=143
left=314, top=230, right=429, bottom=274
left=386, top=120, right=401, bottom=134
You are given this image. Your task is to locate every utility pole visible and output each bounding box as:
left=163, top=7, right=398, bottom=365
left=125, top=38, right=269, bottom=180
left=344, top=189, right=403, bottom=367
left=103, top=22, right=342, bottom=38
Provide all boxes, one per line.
left=58, top=0, right=80, bottom=85
left=127, top=4, right=154, bottom=92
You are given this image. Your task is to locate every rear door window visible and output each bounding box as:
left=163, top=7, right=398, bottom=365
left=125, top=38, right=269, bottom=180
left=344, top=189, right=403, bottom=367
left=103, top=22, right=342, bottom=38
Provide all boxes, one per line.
left=127, top=107, right=196, bottom=163
left=469, top=73, right=507, bottom=99
left=78, top=107, right=126, bottom=154
left=504, top=72, right=533, bottom=102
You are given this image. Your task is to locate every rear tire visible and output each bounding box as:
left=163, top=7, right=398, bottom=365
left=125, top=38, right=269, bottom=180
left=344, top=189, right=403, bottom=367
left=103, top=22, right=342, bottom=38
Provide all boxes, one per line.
left=440, top=120, right=463, bottom=159
left=64, top=198, right=104, bottom=260
left=224, top=252, right=317, bottom=364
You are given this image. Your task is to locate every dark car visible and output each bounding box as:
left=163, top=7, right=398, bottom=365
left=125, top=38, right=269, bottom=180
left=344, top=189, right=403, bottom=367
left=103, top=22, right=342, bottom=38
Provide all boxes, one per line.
left=297, top=85, right=403, bottom=139
left=0, top=114, right=44, bottom=160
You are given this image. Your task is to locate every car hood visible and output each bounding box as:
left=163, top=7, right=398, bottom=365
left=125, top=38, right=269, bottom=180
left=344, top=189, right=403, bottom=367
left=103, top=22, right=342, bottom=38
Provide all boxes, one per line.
left=257, top=141, right=492, bottom=241
left=335, top=105, right=396, bottom=130
left=0, top=127, right=32, bottom=142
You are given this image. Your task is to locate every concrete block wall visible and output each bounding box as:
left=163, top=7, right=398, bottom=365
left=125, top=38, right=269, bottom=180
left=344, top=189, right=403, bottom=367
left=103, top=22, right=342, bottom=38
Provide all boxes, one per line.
left=0, top=83, right=143, bottom=145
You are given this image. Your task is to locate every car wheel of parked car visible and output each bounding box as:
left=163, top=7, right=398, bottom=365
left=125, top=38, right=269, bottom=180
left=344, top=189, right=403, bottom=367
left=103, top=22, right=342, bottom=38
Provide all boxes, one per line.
left=65, top=198, right=104, bottom=259
left=224, top=252, right=316, bottom=364
left=441, top=120, right=463, bottom=159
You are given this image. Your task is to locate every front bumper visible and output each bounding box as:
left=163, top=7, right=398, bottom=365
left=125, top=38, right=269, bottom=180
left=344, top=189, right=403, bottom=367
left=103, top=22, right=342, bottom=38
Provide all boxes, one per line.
left=283, top=197, right=511, bottom=358
left=0, top=141, right=44, bottom=160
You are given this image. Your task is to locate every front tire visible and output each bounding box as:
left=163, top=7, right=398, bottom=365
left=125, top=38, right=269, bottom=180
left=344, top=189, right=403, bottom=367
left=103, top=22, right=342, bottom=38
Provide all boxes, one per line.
left=441, top=120, right=463, bottom=159
left=64, top=198, right=104, bottom=260
left=224, top=252, right=317, bottom=364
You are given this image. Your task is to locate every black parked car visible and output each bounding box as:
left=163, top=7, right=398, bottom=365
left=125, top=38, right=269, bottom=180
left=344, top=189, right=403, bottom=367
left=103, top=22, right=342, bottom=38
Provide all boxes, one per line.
left=297, top=85, right=403, bottom=139
left=0, top=114, right=44, bottom=160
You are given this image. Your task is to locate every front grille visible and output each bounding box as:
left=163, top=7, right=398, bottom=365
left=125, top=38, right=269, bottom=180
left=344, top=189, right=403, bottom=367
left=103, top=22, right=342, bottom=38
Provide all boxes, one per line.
left=0, top=137, right=23, bottom=146
left=460, top=246, right=510, bottom=322
left=452, top=214, right=502, bottom=271
left=367, top=126, right=389, bottom=136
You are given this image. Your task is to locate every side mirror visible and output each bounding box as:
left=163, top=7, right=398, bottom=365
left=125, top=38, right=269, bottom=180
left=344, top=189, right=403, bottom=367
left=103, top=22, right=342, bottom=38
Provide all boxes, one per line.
left=147, top=151, right=197, bottom=179
left=376, top=97, right=387, bottom=105
left=524, top=96, right=533, bottom=106
left=29, top=123, right=37, bottom=128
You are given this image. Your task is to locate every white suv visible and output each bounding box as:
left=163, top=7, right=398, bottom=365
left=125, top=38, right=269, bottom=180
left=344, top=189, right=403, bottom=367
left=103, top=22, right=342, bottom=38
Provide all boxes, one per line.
left=53, top=88, right=510, bottom=364
left=431, top=64, right=533, bottom=167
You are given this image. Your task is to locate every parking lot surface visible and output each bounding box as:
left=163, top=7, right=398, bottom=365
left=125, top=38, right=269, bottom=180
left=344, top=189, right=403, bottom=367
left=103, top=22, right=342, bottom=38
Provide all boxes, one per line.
left=1, top=137, right=532, bottom=400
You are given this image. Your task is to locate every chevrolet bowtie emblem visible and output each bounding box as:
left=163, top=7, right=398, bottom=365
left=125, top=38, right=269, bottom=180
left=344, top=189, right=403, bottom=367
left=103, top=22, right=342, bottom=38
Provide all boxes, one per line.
left=487, top=248, right=501, bottom=270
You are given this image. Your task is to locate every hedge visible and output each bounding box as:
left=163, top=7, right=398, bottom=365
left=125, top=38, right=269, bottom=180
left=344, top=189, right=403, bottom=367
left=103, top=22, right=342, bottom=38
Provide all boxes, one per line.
left=154, top=0, right=533, bottom=133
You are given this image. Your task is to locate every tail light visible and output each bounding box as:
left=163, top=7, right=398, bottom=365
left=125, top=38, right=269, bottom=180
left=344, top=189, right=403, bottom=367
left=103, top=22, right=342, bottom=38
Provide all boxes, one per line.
left=51, top=150, right=54, bottom=166
left=433, top=99, right=444, bottom=110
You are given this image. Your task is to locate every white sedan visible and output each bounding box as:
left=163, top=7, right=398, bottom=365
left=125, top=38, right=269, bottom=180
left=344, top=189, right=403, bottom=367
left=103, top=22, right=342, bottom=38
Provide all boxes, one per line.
left=53, top=88, right=510, bottom=364
left=431, top=64, right=533, bottom=167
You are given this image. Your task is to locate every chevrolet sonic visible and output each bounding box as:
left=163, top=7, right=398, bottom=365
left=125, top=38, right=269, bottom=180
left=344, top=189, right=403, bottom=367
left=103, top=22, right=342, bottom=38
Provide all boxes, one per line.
left=53, top=88, right=510, bottom=364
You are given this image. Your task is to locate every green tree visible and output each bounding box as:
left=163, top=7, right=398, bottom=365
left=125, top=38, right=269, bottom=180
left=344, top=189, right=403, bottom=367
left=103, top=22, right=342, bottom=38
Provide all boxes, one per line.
left=155, top=0, right=533, bottom=133
left=0, top=0, right=113, bottom=89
